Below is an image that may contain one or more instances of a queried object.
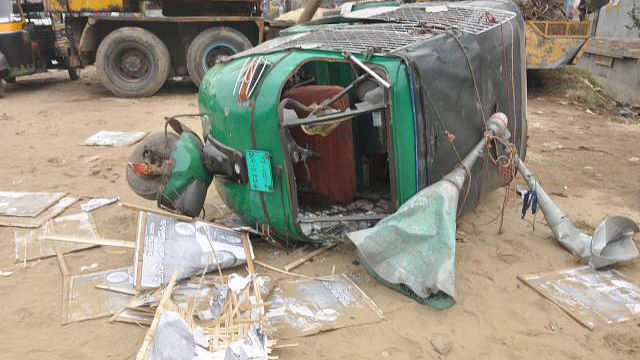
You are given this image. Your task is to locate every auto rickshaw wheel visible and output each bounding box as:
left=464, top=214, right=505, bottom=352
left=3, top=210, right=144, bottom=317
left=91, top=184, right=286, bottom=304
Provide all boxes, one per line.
left=5, top=76, right=15, bottom=84
left=186, top=27, right=252, bottom=87
left=68, top=67, right=81, bottom=81
left=96, top=27, right=170, bottom=98
left=0, top=79, right=5, bottom=98
left=126, top=132, right=179, bottom=200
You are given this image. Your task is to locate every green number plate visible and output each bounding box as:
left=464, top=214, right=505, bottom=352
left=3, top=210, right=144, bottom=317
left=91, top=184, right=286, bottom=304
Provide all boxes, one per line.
left=245, top=150, right=273, bottom=192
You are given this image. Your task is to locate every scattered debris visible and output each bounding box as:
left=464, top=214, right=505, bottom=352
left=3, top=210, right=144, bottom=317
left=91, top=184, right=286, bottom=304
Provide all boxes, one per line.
left=515, top=0, right=565, bottom=20
left=80, top=263, right=99, bottom=272
left=15, top=212, right=100, bottom=262
left=80, top=197, right=119, bottom=212
left=543, top=141, right=564, bottom=150
left=431, top=336, right=453, bottom=356
left=64, top=267, right=135, bottom=323
left=519, top=266, right=640, bottom=329
left=0, top=270, right=13, bottom=277
left=283, top=242, right=337, bottom=271
left=629, top=157, right=640, bottom=162
left=134, top=212, right=249, bottom=289
left=0, top=191, right=66, bottom=217
left=0, top=195, right=78, bottom=228
left=265, top=274, right=384, bottom=338
left=81, top=131, right=148, bottom=147
left=84, top=155, right=101, bottom=163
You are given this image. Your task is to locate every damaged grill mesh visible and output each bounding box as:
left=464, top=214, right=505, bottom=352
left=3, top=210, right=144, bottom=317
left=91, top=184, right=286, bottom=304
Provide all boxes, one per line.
left=363, top=5, right=516, bottom=35
left=233, top=25, right=434, bottom=58
left=231, top=5, right=516, bottom=58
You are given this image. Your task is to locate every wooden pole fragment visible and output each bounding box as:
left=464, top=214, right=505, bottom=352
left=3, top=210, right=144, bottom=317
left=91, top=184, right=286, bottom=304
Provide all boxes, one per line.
left=44, top=234, right=135, bottom=249
left=95, top=284, right=138, bottom=296
left=119, top=202, right=194, bottom=221
left=283, top=242, right=337, bottom=272
left=253, top=260, right=314, bottom=280
left=135, top=271, right=178, bottom=360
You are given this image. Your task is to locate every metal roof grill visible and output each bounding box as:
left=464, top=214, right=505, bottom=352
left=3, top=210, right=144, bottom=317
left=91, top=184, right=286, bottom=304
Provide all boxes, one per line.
left=229, top=5, right=516, bottom=58
left=362, top=5, right=516, bottom=35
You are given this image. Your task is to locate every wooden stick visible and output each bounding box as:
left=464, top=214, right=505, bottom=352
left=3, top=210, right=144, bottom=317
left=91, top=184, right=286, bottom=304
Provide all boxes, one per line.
left=253, top=260, right=314, bottom=280
left=54, top=242, right=71, bottom=325
left=53, top=242, right=70, bottom=277
left=44, top=234, right=135, bottom=249
left=119, top=202, right=194, bottom=221
left=135, top=271, right=178, bottom=360
left=95, top=284, right=138, bottom=296
left=283, top=242, right=337, bottom=272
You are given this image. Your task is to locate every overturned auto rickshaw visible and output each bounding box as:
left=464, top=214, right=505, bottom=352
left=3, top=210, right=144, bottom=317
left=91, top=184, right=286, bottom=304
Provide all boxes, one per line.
left=126, top=1, right=638, bottom=307
left=0, top=0, right=79, bottom=97
left=128, top=1, right=528, bottom=237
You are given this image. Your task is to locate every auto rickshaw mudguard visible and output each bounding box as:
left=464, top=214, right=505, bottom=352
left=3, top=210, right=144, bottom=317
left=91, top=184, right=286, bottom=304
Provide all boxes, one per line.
left=158, top=132, right=213, bottom=217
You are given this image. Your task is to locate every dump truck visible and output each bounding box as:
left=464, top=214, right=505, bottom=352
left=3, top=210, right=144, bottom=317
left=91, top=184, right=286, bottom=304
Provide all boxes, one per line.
left=42, top=0, right=270, bottom=97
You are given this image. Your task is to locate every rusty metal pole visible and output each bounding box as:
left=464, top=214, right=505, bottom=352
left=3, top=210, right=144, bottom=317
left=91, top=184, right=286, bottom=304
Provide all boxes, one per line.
left=297, top=0, right=322, bottom=23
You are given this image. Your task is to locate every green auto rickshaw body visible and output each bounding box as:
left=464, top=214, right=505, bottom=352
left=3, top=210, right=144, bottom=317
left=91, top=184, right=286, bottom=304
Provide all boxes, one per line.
left=196, top=51, right=418, bottom=242
left=161, top=1, right=527, bottom=243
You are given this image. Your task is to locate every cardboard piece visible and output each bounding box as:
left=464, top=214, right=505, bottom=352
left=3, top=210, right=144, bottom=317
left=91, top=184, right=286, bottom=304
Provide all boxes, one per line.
left=64, top=267, right=135, bottom=323
left=519, top=266, right=640, bottom=329
left=0, top=191, right=66, bottom=217
left=265, top=274, right=384, bottom=339
left=134, top=212, right=248, bottom=289
left=15, top=212, right=99, bottom=262
left=0, top=195, right=78, bottom=228
left=81, top=131, right=148, bottom=147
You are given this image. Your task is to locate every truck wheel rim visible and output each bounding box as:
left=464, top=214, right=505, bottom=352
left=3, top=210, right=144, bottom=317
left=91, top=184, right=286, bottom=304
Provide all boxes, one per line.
left=202, top=44, right=237, bottom=73
left=117, top=48, right=151, bottom=81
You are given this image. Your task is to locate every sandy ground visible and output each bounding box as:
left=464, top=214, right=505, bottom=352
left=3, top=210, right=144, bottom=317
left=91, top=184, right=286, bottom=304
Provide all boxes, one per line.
left=0, top=68, right=639, bottom=360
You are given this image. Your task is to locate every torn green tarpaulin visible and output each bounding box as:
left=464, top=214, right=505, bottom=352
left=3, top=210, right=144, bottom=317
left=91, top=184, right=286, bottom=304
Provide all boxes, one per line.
left=347, top=131, right=497, bottom=309
left=348, top=179, right=459, bottom=309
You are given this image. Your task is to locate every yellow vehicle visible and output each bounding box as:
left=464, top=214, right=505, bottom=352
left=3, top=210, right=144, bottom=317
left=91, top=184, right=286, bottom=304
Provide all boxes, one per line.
left=0, top=0, right=80, bottom=97
left=525, top=20, right=591, bottom=69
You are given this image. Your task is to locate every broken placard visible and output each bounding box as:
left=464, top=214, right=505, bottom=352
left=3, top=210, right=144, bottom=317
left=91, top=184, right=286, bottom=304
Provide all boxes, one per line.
left=134, top=212, right=249, bottom=289
left=0, top=191, right=66, bottom=217
left=64, top=267, right=135, bottom=323
left=81, top=131, right=148, bottom=147
left=80, top=197, right=119, bottom=212
left=0, top=195, right=78, bottom=228
left=15, top=212, right=100, bottom=262
left=519, top=266, right=640, bottom=329
left=265, top=274, right=384, bottom=339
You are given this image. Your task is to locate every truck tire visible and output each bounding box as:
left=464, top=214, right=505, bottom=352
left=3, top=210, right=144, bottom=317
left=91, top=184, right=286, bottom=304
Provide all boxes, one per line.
left=96, top=27, right=170, bottom=97
left=186, top=27, right=252, bottom=87
left=126, top=132, right=179, bottom=200
left=68, top=67, right=81, bottom=81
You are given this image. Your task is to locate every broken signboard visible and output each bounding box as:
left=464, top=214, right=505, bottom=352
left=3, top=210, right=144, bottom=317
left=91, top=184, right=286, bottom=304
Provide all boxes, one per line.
left=63, top=267, right=135, bottom=323
left=519, top=266, right=640, bottom=329
left=0, top=195, right=78, bottom=228
left=134, top=212, right=249, bottom=289
left=15, top=212, right=100, bottom=262
left=265, top=274, right=384, bottom=339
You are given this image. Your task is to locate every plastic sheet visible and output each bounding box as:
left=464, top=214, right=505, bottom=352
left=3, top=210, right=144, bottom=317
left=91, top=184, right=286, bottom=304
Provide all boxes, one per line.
left=81, top=131, right=148, bottom=147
